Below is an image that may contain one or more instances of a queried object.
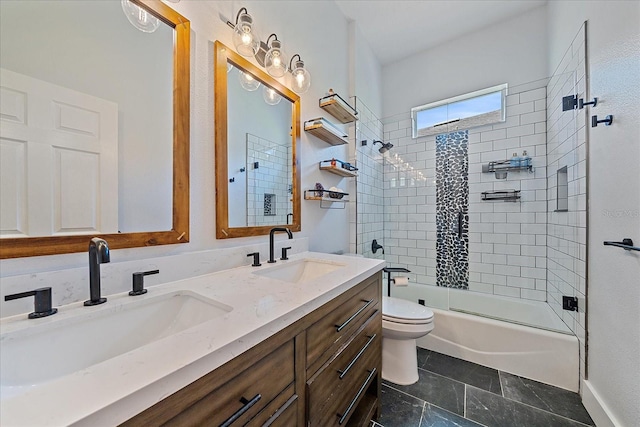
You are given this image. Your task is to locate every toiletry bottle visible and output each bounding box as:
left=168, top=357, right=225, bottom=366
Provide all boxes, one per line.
left=521, top=150, right=531, bottom=167
left=510, top=152, right=520, bottom=167
left=331, top=158, right=337, bottom=167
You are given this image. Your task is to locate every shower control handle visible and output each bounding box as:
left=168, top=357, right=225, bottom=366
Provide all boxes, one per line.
left=457, top=211, right=463, bottom=239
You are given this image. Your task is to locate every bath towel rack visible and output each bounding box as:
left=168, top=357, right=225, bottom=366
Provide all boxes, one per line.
left=603, top=238, right=640, bottom=252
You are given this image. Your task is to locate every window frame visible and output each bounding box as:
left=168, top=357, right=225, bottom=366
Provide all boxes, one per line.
left=411, top=83, right=508, bottom=138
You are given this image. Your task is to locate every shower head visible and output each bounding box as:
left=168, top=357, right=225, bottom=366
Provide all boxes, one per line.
left=373, top=140, right=394, bottom=154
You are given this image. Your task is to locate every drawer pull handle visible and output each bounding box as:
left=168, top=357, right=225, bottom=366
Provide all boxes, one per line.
left=336, top=299, right=373, bottom=332
left=220, top=393, right=261, bottom=427
left=338, top=334, right=377, bottom=379
left=337, top=368, right=377, bottom=425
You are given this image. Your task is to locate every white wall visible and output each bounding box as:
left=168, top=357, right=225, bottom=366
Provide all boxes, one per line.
left=547, top=2, right=640, bottom=427
left=0, top=1, right=353, bottom=276
left=381, top=5, right=548, bottom=118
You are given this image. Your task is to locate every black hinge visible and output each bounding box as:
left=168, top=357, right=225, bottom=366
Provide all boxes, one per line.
left=562, top=296, right=578, bottom=312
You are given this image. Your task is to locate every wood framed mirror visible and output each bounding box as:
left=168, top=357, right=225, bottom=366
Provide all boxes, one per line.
left=0, top=0, right=190, bottom=259
left=214, top=41, right=301, bottom=239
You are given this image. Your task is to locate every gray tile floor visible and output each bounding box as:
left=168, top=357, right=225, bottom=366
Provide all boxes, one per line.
left=374, top=348, right=595, bottom=427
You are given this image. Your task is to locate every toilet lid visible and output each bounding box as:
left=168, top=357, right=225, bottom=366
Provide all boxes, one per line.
left=382, top=296, right=434, bottom=323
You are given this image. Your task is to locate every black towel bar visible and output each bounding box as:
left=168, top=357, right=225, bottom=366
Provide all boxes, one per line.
left=603, top=238, right=640, bottom=252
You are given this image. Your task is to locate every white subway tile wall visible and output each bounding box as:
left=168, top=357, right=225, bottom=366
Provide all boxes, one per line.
left=380, top=79, right=549, bottom=300
left=349, top=98, right=385, bottom=259
left=546, top=23, right=588, bottom=382
left=246, top=133, right=292, bottom=226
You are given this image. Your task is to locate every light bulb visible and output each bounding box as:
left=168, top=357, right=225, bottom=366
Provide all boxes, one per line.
left=289, top=58, right=310, bottom=94
left=233, top=11, right=259, bottom=57
left=262, top=86, right=282, bottom=105
left=238, top=71, right=260, bottom=91
left=265, top=39, right=287, bottom=78
left=121, top=0, right=160, bottom=33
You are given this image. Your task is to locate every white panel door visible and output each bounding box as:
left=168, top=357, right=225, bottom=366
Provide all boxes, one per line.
left=0, top=68, right=118, bottom=237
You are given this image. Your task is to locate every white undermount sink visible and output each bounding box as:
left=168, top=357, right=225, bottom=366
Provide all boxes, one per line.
left=0, top=291, right=232, bottom=390
left=253, top=258, right=346, bottom=284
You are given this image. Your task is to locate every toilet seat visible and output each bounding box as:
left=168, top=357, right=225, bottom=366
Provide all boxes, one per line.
left=382, top=296, right=434, bottom=325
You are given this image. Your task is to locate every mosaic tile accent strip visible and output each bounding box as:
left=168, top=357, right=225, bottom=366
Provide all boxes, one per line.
left=436, top=130, right=469, bottom=289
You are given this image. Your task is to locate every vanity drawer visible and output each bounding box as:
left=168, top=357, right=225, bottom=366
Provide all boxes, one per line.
left=307, top=311, right=381, bottom=427
left=246, top=384, right=297, bottom=427
left=162, top=339, right=294, bottom=426
left=306, top=277, right=379, bottom=371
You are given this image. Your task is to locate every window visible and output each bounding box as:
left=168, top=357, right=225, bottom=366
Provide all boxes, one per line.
left=411, top=84, right=507, bottom=138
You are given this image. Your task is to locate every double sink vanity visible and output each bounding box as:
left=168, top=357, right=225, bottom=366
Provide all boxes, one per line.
left=1, top=252, right=385, bottom=426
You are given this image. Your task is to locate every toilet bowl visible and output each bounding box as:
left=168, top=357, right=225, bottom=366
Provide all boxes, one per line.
left=382, top=296, right=434, bottom=385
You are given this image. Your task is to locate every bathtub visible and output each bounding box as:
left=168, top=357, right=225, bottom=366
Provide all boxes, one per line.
left=417, top=307, right=579, bottom=392
left=388, top=284, right=579, bottom=392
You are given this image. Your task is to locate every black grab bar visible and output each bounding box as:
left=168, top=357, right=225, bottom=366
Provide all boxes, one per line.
left=603, top=238, right=640, bottom=252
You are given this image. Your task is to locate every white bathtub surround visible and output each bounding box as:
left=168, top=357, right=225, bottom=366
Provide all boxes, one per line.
left=391, top=284, right=571, bottom=334
left=418, top=307, right=579, bottom=392
left=380, top=79, right=550, bottom=303
left=0, top=238, right=309, bottom=319
left=0, top=252, right=385, bottom=426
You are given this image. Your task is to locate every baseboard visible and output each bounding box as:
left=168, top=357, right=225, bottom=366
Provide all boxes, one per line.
left=581, top=379, right=620, bottom=427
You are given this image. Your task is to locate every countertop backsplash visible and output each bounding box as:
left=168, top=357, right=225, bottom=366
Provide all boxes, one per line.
left=0, top=238, right=309, bottom=319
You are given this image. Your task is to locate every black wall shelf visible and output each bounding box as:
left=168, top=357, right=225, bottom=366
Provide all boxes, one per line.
left=481, top=190, right=521, bottom=202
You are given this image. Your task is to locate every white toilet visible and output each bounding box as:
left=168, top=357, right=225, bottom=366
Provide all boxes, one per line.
left=382, top=296, right=435, bottom=385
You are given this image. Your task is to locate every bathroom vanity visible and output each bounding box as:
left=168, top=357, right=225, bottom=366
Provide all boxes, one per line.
left=123, top=270, right=381, bottom=427
left=0, top=253, right=384, bottom=427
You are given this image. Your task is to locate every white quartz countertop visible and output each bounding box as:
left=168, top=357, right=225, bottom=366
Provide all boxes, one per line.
left=0, top=252, right=384, bottom=426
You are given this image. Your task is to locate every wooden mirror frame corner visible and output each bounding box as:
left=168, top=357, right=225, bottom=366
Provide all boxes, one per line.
left=214, top=41, right=301, bottom=239
left=0, top=0, right=190, bottom=259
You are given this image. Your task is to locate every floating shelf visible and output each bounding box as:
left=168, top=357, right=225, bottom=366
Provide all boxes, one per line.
left=304, top=117, right=349, bottom=146
left=304, top=190, right=349, bottom=209
left=319, top=91, right=358, bottom=123
left=481, top=190, right=521, bottom=202
left=319, top=160, right=358, bottom=177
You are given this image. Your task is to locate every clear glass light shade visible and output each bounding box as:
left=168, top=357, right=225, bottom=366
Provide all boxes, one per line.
left=262, top=86, right=282, bottom=105
left=290, top=60, right=311, bottom=94
left=121, top=0, right=160, bottom=33
left=265, top=40, right=287, bottom=78
left=238, top=71, right=260, bottom=91
left=233, top=12, right=259, bottom=57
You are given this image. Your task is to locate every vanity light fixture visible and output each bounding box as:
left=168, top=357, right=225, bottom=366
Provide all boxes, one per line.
left=264, top=34, right=288, bottom=78
left=238, top=70, right=261, bottom=91
left=289, top=54, right=311, bottom=94
left=262, top=86, right=283, bottom=105
left=231, top=7, right=259, bottom=57
left=121, top=0, right=159, bottom=33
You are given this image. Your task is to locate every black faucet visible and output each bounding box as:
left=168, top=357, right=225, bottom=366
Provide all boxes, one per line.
left=85, top=237, right=110, bottom=306
left=269, top=227, right=293, bottom=263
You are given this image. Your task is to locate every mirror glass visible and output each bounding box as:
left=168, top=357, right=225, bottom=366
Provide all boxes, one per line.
left=0, top=0, right=190, bottom=258
left=227, top=64, right=293, bottom=228
left=215, top=42, right=300, bottom=239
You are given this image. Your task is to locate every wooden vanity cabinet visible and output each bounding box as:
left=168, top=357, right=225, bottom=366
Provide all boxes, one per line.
left=121, top=271, right=382, bottom=427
